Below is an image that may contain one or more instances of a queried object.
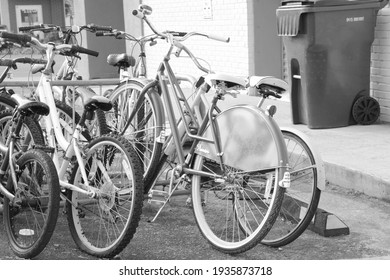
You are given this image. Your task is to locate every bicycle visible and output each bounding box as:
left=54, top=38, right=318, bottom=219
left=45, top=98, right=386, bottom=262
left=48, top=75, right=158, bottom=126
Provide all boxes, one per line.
left=115, top=5, right=291, bottom=254
left=146, top=76, right=325, bottom=248
left=0, top=53, right=97, bottom=153
left=118, top=4, right=325, bottom=250
left=0, top=92, right=60, bottom=258
left=0, top=31, right=145, bottom=258
left=18, top=23, right=113, bottom=137
left=97, top=23, right=201, bottom=187
left=0, top=55, right=47, bottom=110
left=239, top=76, right=325, bottom=247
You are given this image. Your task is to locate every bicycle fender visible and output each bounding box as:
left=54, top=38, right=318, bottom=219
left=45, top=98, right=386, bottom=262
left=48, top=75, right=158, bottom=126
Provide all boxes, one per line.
left=195, top=104, right=288, bottom=172
left=280, top=127, right=326, bottom=191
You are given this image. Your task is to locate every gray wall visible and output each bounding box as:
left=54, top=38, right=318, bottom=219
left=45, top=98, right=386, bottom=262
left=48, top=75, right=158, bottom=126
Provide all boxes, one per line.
left=248, top=0, right=283, bottom=78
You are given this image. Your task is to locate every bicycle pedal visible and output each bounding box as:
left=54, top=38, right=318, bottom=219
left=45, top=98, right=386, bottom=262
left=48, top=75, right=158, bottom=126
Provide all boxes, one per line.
left=147, top=190, right=169, bottom=205
left=33, top=145, right=55, bottom=154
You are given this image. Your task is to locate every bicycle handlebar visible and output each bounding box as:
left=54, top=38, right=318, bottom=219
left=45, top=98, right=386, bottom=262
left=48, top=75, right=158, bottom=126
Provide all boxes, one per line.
left=0, top=57, right=47, bottom=67
left=83, top=23, right=112, bottom=32
left=0, top=59, right=14, bottom=67
left=1, top=32, right=99, bottom=57
left=132, top=7, right=230, bottom=43
left=207, top=34, right=230, bottom=43
left=19, top=23, right=112, bottom=34
left=70, top=45, right=99, bottom=57
left=0, top=57, right=48, bottom=83
left=0, top=32, right=32, bottom=45
left=19, top=24, right=58, bottom=32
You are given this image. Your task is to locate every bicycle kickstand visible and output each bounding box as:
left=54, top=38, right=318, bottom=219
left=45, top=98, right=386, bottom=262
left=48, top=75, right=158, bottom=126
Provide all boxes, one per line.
left=148, top=171, right=189, bottom=223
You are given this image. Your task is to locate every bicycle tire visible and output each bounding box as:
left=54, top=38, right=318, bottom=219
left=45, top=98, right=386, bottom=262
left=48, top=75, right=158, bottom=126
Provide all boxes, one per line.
left=105, top=80, right=164, bottom=191
left=0, top=109, right=45, bottom=147
left=53, top=99, right=91, bottom=142
left=0, top=90, right=17, bottom=111
left=66, top=134, right=144, bottom=258
left=3, top=149, right=60, bottom=259
left=73, top=86, right=110, bottom=137
left=261, top=130, right=322, bottom=247
left=191, top=105, right=288, bottom=254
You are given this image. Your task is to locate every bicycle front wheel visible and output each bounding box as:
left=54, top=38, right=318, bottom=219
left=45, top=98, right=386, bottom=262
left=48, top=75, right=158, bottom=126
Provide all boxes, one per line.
left=0, top=90, right=16, bottom=111
left=262, top=129, right=323, bottom=247
left=3, top=149, right=60, bottom=259
left=105, top=80, right=164, bottom=186
left=191, top=105, right=288, bottom=254
left=0, top=110, right=45, bottom=152
left=66, top=134, right=144, bottom=258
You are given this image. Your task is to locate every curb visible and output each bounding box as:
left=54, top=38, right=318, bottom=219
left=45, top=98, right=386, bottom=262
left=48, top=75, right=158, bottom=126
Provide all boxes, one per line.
left=324, top=161, right=390, bottom=202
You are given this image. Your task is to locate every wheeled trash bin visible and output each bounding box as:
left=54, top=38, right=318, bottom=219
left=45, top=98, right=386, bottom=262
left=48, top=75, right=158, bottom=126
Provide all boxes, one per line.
left=277, top=0, right=389, bottom=128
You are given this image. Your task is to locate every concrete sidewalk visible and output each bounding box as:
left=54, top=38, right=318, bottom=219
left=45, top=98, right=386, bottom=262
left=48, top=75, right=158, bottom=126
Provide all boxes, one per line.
left=272, top=99, right=390, bottom=202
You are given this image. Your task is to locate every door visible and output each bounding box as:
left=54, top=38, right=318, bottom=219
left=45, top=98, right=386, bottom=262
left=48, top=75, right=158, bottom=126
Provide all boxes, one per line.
left=85, top=0, right=126, bottom=79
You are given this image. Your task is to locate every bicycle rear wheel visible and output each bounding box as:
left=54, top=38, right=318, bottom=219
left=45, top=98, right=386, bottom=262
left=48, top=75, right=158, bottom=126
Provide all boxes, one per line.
left=66, top=134, right=144, bottom=258
left=261, top=129, right=323, bottom=247
left=3, top=149, right=60, bottom=259
left=105, top=80, right=164, bottom=187
left=191, top=105, right=288, bottom=254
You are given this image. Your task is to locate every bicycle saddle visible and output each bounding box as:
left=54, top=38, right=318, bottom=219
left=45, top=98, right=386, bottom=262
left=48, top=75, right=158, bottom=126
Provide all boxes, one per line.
left=11, top=93, right=50, bottom=117
left=107, top=53, right=136, bottom=68
left=249, top=76, right=288, bottom=92
left=31, top=60, right=55, bottom=74
left=77, top=87, right=113, bottom=112
left=205, top=73, right=247, bottom=88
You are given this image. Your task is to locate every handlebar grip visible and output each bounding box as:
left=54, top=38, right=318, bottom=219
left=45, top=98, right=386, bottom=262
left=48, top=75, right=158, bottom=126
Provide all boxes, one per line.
left=15, top=57, right=47, bottom=65
left=30, top=58, right=48, bottom=65
left=0, top=59, right=14, bottom=67
left=19, top=24, right=44, bottom=32
left=207, top=34, right=230, bottom=43
left=95, top=31, right=115, bottom=37
left=71, top=45, right=99, bottom=57
left=0, top=32, right=32, bottom=44
left=167, top=31, right=187, bottom=37
left=87, top=24, right=112, bottom=31
left=132, top=9, right=144, bottom=19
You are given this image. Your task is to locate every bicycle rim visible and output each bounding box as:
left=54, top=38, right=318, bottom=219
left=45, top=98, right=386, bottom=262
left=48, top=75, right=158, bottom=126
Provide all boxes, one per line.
left=105, top=80, right=163, bottom=183
left=262, top=130, right=321, bottom=247
left=66, top=135, right=143, bottom=258
left=3, top=150, right=60, bottom=259
left=191, top=155, right=286, bottom=254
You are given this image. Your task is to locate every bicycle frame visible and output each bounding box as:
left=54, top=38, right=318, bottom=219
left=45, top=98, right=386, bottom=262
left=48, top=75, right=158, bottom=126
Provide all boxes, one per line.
left=37, top=44, right=97, bottom=197
left=124, top=41, right=287, bottom=184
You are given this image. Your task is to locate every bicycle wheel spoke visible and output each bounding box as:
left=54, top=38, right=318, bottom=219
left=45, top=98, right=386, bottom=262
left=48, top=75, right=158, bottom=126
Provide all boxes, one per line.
left=66, top=135, right=143, bottom=258
left=192, top=153, right=285, bottom=254
left=262, top=131, right=321, bottom=247
left=3, top=150, right=60, bottom=259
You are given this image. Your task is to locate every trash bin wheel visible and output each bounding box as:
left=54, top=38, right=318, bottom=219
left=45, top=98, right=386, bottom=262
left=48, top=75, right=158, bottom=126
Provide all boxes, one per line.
left=352, top=96, right=380, bottom=125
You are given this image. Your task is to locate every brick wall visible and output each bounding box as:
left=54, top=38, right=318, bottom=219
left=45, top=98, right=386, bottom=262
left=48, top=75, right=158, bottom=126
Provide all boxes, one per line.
left=372, top=4, right=390, bottom=122
left=141, top=0, right=250, bottom=79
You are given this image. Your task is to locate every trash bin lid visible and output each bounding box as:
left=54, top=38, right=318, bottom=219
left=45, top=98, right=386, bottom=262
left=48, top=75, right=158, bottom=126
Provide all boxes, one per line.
left=281, top=0, right=382, bottom=6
